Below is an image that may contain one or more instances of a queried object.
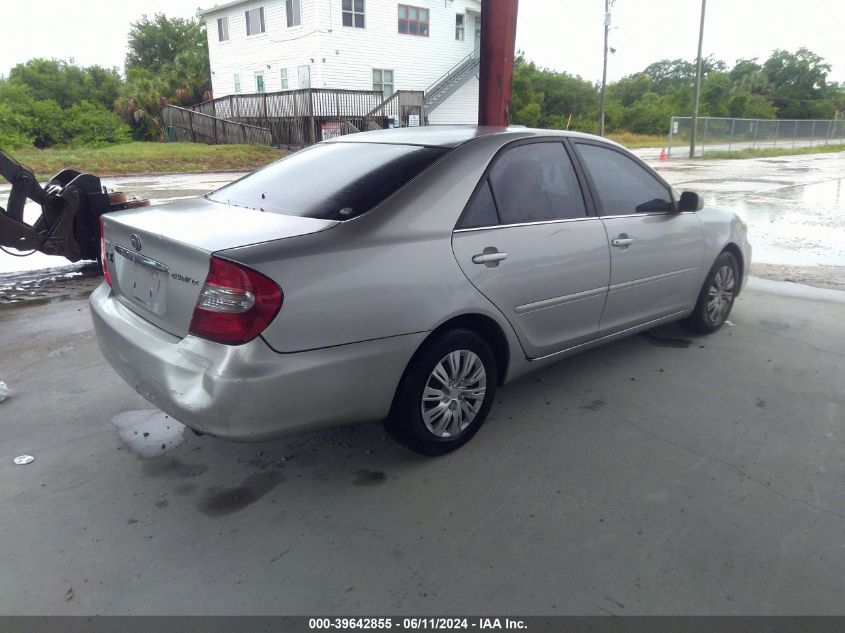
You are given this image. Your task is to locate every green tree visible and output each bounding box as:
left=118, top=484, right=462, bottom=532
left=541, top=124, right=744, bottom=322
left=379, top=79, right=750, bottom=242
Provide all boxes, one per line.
left=6, top=59, right=121, bottom=110
left=126, top=13, right=209, bottom=76
left=762, top=48, right=837, bottom=118
left=116, top=68, right=171, bottom=141
left=121, top=12, right=211, bottom=138
left=510, top=53, right=598, bottom=130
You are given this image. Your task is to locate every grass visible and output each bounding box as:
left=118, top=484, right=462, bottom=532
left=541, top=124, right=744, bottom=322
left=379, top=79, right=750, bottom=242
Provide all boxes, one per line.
left=10, top=142, right=287, bottom=177
left=605, top=133, right=667, bottom=148
left=703, top=143, right=845, bottom=160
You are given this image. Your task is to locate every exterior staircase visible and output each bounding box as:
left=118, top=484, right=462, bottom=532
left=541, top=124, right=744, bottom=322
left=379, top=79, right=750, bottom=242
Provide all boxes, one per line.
left=424, top=48, right=480, bottom=114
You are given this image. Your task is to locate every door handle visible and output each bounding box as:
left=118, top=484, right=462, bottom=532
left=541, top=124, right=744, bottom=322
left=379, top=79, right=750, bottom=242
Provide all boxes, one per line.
left=611, top=237, right=634, bottom=247
left=472, top=250, right=508, bottom=265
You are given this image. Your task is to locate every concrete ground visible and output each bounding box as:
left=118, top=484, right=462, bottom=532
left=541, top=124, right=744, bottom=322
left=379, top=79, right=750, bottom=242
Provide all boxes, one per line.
left=1, top=281, right=843, bottom=615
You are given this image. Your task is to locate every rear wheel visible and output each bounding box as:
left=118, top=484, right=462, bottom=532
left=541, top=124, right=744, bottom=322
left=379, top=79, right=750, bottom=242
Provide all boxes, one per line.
left=385, top=329, right=497, bottom=456
left=681, top=251, right=739, bottom=334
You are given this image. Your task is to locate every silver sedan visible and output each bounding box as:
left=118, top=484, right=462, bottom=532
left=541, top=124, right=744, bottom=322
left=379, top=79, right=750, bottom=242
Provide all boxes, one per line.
left=91, top=126, right=751, bottom=455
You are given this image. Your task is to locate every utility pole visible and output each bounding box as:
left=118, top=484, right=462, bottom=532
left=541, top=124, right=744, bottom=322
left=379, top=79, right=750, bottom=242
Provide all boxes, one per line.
left=478, top=0, right=520, bottom=126
left=599, top=0, right=611, bottom=136
left=689, top=0, right=706, bottom=158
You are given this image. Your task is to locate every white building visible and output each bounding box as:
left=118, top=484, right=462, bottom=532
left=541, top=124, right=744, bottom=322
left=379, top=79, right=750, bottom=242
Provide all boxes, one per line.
left=201, top=0, right=482, bottom=124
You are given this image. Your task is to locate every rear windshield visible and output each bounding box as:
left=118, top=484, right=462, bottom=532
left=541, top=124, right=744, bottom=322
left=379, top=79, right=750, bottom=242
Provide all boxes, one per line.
left=207, top=142, right=450, bottom=220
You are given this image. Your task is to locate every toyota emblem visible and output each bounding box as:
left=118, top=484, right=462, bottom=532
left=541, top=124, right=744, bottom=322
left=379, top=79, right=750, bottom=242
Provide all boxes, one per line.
left=130, top=234, right=142, bottom=251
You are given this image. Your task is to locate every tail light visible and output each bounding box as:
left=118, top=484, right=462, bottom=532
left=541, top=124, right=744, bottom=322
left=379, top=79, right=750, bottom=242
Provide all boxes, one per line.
left=99, top=217, right=111, bottom=286
left=189, top=256, right=283, bottom=345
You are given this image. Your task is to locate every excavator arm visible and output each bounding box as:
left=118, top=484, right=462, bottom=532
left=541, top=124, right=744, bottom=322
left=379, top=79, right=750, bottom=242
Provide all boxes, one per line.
left=0, top=149, right=147, bottom=263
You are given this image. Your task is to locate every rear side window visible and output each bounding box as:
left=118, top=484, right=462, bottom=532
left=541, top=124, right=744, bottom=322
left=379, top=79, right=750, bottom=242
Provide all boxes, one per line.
left=208, top=142, right=449, bottom=220
left=458, top=179, right=499, bottom=229
left=488, top=142, right=587, bottom=224
left=575, top=143, right=674, bottom=215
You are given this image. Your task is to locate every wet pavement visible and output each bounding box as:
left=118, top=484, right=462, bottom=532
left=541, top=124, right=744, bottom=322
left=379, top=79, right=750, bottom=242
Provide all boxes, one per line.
left=651, top=152, right=845, bottom=270
left=1, top=278, right=844, bottom=615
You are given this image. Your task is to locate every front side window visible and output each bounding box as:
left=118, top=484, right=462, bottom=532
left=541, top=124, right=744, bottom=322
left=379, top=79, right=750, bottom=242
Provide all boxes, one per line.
left=245, top=7, right=265, bottom=35
left=280, top=68, right=289, bottom=89
left=398, top=4, right=429, bottom=36
left=217, top=16, right=229, bottom=41
left=342, top=0, right=365, bottom=28
left=487, top=142, right=587, bottom=224
left=455, top=14, right=465, bottom=40
left=575, top=143, right=674, bottom=215
left=255, top=72, right=265, bottom=93
left=233, top=73, right=241, bottom=93
left=286, top=0, right=301, bottom=27
left=208, top=142, right=449, bottom=221
left=372, top=68, right=394, bottom=99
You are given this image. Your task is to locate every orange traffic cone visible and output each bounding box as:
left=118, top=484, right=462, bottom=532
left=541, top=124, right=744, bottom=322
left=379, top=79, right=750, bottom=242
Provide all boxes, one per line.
left=659, top=147, right=667, bottom=161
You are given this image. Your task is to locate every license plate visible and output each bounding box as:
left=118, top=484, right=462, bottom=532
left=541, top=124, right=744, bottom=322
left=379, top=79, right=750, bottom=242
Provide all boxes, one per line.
left=129, top=262, right=165, bottom=315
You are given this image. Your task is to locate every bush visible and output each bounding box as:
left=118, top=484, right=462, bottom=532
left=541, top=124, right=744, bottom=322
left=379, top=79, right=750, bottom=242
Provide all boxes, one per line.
left=0, top=102, right=34, bottom=148
left=27, top=99, right=67, bottom=147
left=61, top=101, right=133, bottom=147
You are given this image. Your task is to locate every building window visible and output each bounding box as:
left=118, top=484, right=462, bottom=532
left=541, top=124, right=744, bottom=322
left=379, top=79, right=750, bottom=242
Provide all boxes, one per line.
left=245, top=7, right=265, bottom=36
left=455, top=14, right=464, bottom=41
left=286, top=0, right=301, bottom=27
left=398, top=5, right=429, bottom=36
left=255, top=72, right=265, bottom=93
left=217, top=16, right=229, bottom=41
left=342, top=0, right=365, bottom=28
left=234, top=73, right=241, bottom=93
left=373, top=68, right=394, bottom=99
left=280, top=68, right=289, bottom=89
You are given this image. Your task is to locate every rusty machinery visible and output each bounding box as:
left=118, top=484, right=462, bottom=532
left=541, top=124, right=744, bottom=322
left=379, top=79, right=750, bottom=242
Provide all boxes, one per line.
left=0, top=149, right=148, bottom=264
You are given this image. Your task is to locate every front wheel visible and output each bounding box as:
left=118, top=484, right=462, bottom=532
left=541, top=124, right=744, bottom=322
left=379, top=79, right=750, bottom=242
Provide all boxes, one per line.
left=681, top=251, right=739, bottom=334
left=385, top=329, right=497, bottom=456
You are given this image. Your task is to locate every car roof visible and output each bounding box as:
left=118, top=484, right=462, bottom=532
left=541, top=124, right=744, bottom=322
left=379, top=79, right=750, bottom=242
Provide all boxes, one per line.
left=328, top=125, right=623, bottom=149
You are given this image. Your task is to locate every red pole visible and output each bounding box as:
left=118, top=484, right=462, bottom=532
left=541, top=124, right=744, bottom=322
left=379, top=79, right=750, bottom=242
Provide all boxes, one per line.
left=478, top=0, right=519, bottom=127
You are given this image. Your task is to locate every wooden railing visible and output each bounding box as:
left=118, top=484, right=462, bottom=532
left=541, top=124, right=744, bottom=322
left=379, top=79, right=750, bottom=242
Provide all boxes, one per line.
left=162, top=105, right=273, bottom=146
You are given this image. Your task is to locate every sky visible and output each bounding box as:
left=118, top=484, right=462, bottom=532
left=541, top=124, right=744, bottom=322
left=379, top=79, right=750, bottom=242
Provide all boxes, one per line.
left=0, top=0, right=843, bottom=84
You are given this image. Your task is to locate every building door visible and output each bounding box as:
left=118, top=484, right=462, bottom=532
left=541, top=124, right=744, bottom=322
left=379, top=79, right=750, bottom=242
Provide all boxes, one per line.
left=298, top=65, right=310, bottom=89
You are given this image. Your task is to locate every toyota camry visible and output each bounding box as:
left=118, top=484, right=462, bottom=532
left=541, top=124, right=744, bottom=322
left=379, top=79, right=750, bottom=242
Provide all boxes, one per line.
left=91, top=126, right=751, bottom=455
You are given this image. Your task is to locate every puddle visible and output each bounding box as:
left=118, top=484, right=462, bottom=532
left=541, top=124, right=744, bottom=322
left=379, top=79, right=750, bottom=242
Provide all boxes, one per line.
left=0, top=263, right=101, bottom=304
left=111, top=409, right=187, bottom=458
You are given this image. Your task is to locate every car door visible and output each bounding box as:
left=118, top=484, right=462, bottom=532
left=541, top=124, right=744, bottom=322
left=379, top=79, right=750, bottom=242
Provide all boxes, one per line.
left=572, top=141, right=704, bottom=336
left=451, top=140, right=610, bottom=359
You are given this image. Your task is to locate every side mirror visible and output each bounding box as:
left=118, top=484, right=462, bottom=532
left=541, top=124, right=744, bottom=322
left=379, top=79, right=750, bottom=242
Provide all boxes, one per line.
left=678, top=191, right=704, bottom=212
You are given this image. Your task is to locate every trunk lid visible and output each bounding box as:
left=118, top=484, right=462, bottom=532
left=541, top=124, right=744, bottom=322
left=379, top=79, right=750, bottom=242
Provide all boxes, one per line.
left=102, top=197, right=337, bottom=338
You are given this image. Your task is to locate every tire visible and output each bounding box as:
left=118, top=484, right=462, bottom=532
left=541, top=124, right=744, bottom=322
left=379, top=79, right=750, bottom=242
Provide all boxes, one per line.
left=385, top=329, right=497, bottom=456
left=681, top=251, right=739, bottom=334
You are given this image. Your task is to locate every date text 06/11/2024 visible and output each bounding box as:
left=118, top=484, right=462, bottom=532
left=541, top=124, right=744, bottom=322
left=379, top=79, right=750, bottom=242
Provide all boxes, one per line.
left=308, top=618, right=528, bottom=630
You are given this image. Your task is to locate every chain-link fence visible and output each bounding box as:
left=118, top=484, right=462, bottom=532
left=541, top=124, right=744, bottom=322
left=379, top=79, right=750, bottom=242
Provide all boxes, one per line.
left=667, top=116, right=845, bottom=157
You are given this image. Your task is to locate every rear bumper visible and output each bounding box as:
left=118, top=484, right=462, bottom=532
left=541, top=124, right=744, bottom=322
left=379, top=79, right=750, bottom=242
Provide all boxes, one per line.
left=89, top=283, right=425, bottom=441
